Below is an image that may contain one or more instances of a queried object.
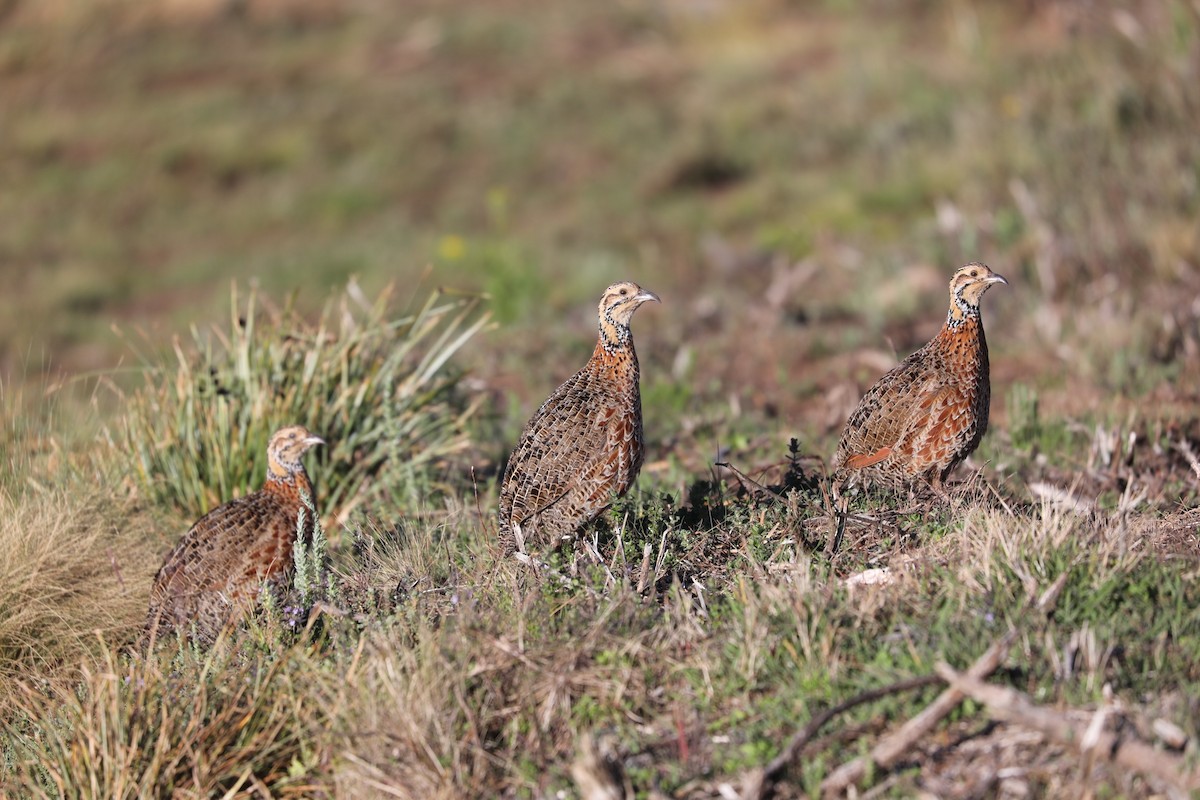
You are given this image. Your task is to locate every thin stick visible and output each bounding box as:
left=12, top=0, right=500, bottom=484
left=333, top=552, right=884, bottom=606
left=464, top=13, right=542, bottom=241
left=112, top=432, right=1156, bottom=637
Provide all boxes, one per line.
left=740, top=675, right=941, bottom=800
left=935, top=663, right=1200, bottom=794
left=819, top=627, right=1019, bottom=795
left=715, top=460, right=772, bottom=497
left=819, top=570, right=1069, bottom=796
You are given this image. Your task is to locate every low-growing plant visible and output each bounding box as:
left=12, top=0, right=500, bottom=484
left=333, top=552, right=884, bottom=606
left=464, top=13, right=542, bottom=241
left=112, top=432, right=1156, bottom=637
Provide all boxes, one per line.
left=117, top=280, right=491, bottom=523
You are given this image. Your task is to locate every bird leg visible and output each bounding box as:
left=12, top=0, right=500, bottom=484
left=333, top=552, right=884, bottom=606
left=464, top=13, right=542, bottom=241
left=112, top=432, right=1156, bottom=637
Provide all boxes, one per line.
left=513, top=522, right=528, bottom=557
left=826, top=477, right=852, bottom=558
left=925, top=472, right=954, bottom=506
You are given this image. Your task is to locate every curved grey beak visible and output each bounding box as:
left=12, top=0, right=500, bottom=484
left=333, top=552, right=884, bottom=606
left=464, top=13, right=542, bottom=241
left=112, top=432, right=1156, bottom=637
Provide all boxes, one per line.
left=986, top=273, right=1008, bottom=286
left=304, top=435, right=326, bottom=447
left=635, top=289, right=661, bottom=304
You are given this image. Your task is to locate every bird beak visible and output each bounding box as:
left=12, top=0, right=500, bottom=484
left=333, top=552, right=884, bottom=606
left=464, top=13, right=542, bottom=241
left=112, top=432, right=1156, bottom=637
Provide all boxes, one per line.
left=635, top=289, right=661, bottom=304
left=986, top=273, right=1008, bottom=286
left=304, top=435, right=326, bottom=447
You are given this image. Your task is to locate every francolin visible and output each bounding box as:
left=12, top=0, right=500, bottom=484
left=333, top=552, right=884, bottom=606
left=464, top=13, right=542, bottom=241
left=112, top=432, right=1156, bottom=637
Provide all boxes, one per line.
left=498, top=281, right=660, bottom=556
left=831, top=263, right=1007, bottom=549
left=143, top=425, right=324, bottom=643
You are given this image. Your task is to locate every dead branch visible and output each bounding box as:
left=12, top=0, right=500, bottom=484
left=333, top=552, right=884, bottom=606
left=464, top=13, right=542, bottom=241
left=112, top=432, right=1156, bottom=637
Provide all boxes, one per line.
left=934, top=662, right=1200, bottom=795
left=818, top=628, right=1018, bottom=796
left=740, top=675, right=940, bottom=800
left=749, top=570, right=1071, bottom=799
left=818, top=570, right=1070, bottom=795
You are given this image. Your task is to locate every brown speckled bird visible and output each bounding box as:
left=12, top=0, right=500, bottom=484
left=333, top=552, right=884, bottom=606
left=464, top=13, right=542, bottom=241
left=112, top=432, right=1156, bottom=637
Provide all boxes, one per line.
left=143, top=425, right=324, bottom=644
left=831, top=263, right=1006, bottom=548
left=498, top=281, right=660, bottom=556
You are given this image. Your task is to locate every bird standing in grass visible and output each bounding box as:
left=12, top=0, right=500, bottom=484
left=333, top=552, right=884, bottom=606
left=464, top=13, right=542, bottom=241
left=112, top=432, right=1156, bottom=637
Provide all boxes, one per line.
left=143, top=425, right=324, bottom=644
left=831, top=263, right=1007, bottom=550
left=498, top=281, right=660, bottom=556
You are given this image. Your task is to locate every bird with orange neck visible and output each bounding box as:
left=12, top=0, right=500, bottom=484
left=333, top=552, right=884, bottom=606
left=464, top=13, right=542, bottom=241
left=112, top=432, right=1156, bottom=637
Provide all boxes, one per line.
left=143, top=425, right=324, bottom=644
left=831, top=263, right=1007, bottom=549
left=499, top=281, right=660, bottom=556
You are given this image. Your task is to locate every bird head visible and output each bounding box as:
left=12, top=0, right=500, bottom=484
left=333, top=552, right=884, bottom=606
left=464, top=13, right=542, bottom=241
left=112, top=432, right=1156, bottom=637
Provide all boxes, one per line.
left=598, top=281, right=659, bottom=349
left=948, top=262, right=1007, bottom=322
left=266, top=425, right=325, bottom=481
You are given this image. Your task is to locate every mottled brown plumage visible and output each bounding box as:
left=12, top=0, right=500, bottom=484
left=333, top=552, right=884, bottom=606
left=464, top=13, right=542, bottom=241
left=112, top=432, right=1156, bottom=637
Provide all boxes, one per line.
left=143, top=425, right=324, bottom=643
left=835, top=263, right=1007, bottom=491
left=498, top=281, right=660, bottom=556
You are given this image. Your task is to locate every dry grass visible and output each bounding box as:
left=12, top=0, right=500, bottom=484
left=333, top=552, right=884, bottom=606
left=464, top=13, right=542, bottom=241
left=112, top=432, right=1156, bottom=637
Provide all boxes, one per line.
left=1, top=461, right=1198, bottom=797
left=116, top=281, right=488, bottom=525
left=0, top=488, right=160, bottom=707
left=2, top=637, right=335, bottom=798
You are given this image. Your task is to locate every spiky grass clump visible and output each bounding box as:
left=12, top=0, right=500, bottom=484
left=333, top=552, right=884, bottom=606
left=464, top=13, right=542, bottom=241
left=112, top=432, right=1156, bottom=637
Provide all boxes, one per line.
left=118, top=281, right=490, bottom=522
left=0, top=488, right=160, bottom=708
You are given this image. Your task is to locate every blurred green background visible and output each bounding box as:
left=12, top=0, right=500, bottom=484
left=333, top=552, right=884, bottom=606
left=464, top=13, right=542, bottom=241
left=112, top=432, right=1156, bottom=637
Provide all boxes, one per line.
left=2, top=0, right=1198, bottom=428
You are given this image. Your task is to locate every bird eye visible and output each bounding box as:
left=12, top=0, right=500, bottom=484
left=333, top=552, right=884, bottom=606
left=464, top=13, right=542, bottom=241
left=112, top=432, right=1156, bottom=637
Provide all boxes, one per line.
left=619, top=288, right=628, bottom=296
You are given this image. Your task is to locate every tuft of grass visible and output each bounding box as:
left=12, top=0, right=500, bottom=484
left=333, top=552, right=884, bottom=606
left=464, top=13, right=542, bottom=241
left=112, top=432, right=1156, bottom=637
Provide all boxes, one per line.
left=117, top=280, right=490, bottom=523
left=0, top=488, right=159, bottom=708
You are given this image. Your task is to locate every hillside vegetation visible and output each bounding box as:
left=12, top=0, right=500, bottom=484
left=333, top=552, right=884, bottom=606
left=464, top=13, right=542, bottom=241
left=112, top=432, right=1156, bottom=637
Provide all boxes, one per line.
left=1, top=1, right=1198, bottom=797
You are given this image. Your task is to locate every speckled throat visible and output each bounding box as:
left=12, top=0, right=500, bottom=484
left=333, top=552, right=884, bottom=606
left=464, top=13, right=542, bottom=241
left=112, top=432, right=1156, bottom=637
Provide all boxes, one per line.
left=947, top=294, right=982, bottom=327
left=599, top=311, right=633, bottom=353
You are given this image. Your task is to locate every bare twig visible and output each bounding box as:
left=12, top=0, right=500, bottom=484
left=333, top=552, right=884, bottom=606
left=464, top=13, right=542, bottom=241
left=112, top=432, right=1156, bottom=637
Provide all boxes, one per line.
left=819, top=628, right=1019, bottom=795
left=747, top=566, right=1070, bottom=799
left=935, top=663, right=1200, bottom=795
left=740, top=675, right=940, bottom=800
left=715, top=460, right=773, bottom=498
left=815, top=571, right=1069, bottom=797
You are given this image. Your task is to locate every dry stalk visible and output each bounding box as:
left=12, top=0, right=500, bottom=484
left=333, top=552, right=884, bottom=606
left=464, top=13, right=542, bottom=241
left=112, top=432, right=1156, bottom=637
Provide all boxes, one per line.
left=739, top=675, right=940, bottom=800
left=815, top=570, right=1070, bottom=798
left=934, top=663, right=1200, bottom=796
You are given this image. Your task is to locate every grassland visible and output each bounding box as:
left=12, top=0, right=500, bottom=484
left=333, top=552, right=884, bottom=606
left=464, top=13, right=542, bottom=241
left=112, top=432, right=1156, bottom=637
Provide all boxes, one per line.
left=1, top=0, right=1199, bottom=797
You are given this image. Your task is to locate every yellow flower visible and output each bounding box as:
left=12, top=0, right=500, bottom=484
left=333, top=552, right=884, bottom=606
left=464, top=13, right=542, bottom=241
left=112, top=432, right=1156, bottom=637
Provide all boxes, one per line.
left=438, top=235, right=466, bottom=262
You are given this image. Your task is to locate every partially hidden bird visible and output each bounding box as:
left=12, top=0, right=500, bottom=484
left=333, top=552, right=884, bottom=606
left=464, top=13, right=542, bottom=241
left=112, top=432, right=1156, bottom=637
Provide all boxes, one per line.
left=143, top=425, right=324, bottom=644
left=831, top=263, right=1007, bottom=550
left=498, top=281, right=660, bottom=556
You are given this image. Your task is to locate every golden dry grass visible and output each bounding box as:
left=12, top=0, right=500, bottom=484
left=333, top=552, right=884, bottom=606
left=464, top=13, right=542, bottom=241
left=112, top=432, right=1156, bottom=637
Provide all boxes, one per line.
left=0, top=487, right=161, bottom=707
